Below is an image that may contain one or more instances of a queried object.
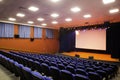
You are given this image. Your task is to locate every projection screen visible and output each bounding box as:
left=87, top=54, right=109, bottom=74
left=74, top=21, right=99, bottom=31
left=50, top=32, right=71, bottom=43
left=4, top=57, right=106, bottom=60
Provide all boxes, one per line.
left=75, top=29, right=106, bottom=50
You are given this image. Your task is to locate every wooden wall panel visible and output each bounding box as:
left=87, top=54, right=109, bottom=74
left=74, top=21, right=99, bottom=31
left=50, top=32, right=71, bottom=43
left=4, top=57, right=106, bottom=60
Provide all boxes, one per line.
left=0, top=24, right=59, bottom=54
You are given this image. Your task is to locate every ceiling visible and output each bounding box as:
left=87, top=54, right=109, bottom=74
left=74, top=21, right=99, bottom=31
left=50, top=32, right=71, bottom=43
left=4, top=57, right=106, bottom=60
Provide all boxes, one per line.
left=0, top=0, right=120, bottom=29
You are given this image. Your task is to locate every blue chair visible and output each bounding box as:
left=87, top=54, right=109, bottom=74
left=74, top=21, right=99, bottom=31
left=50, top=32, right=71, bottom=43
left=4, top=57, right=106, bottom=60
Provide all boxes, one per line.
left=22, top=67, right=33, bottom=80
left=14, top=62, right=20, bottom=77
left=44, top=60, right=50, bottom=66
left=69, top=64, right=76, bottom=68
left=74, top=74, right=89, bottom=80
left=66, top=66, right=75, bottom=74
left=60, top=70, right=74, bottom=80
left=86, top=68, right=95, bottom=72
left=58, top=64, right=65, bottom=70
left=102, top=68, right=113, bottom=79
left=50, top=62, right=58, bottom=67
left=34, top=61, right=42, bottom=73
left=31, top=71, right=44, bottom=80
left=50, top=66, right=60, bottom=80
left=76, top=69, right=88, bottom=76
left=41, top=63, right=50, bottom=76
left=93, top=66, right=102, bottom=70
left=96, top=70, right=107, bottom=80
left=63, top=62, right=68, bottom=66
left=88, top=72, right=102, bottom=80
left=8, top=59, right=15, bottom=73
left=17, top=64, right=24, bottom=78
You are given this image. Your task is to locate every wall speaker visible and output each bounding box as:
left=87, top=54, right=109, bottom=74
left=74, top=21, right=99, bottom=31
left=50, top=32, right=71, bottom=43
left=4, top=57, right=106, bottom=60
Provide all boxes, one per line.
left=30, top=38, right=34, bottom=42
left=104, top=21, right=110, bottom=26
left=75, top=54, right=80, bottom=58
left=89, top=56, right=94, bottom=59
left=14, top=34, right=19, bottom=38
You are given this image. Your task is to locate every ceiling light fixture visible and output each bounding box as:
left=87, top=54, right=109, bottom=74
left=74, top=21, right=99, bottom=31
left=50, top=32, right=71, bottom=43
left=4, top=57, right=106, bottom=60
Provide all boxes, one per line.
left=41, top=23, right=47, bottom=26
left=28, top=21, right=34, bottom=24
left=51, top=13, right=59, bottom=18
left=71, top=7, right=81, bottom=13
left=65, top=18, right=72, bottom=22
left=50, top=0, right=60, bottom=3
left=52, top=21, right=58, bottom=24
left=37, top=18, right=44, bottom=21
left=28, top=6, right=39, bottom=12
left=103, top=0, right=115, bottom=4
left=8, top=18, right=16, bottom=21
left=83, top=14, right=91, bottom=18
left=109, top=8, right=119, bottom=13
left=16, top=13, right=25, bottom=17
left=0, top=0, right=3, bottom=2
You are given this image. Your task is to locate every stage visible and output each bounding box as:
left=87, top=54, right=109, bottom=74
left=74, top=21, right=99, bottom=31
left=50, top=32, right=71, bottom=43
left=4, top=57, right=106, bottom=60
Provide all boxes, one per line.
left=63, top=52, right=119, bottom=62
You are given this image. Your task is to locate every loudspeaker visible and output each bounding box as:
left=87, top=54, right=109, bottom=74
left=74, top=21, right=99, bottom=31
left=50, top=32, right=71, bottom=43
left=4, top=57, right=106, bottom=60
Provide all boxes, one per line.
left=14, top=34, right=19, bottom=38
left=89, top=56, right=94, bottom=59
left=104, top=21, right=110, bottom=26
left=75, top=54, right=80, bottom=58
left=30, top=38, right=34, bottom=42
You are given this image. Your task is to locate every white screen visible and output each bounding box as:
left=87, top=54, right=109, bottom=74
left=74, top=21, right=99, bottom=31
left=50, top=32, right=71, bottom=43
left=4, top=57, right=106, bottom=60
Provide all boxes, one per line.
left=75, top=29, right=106, bottom=50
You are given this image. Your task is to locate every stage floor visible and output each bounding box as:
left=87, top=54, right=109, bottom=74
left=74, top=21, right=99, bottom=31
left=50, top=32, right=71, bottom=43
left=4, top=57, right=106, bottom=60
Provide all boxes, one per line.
left=63, top=52, right=119, bottom=62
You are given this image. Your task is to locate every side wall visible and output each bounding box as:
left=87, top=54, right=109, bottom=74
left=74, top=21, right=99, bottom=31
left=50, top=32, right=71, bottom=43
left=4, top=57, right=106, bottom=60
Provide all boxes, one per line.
left=0, top=24, right=59, bottom=54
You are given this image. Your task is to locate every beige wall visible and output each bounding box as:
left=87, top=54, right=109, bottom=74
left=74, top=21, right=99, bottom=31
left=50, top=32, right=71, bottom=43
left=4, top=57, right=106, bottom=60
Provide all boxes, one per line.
left=0, top=24, right=59, bottom=54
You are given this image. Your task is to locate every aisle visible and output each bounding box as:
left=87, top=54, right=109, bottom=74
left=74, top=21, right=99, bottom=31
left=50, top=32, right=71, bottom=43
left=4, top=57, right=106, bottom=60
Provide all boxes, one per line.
left=0, top=65, right=19, bottom=80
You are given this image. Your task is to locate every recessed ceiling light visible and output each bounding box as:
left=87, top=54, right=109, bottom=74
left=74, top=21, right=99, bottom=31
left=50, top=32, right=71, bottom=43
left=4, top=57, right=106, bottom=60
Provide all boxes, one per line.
left=51, top=13, right=59, bottom=18
left=71, top=7, right=81, bottom=13
left=109, top=8, right=119, bottom=13
left=28, top=6, right=39, bottom=12
left=41, top=23, right=47, bottom=26
left=65, top=18, right=72, bottom=22
left=16, top=13, right=25, bottom=17
left=52, top=21, right=58, bottom=24
left=50, top=0, right=60, bottom=3
left=37, top=18, right=44, bottom=21
left=8, top=18, right=16, bottom=21
left=102, top=0, right=115, bottom=4
left=83, top=14, right=92, bottom=18
left=0, top=0, right=3, bottom=2
left=28, top=21, right=34, bottom=24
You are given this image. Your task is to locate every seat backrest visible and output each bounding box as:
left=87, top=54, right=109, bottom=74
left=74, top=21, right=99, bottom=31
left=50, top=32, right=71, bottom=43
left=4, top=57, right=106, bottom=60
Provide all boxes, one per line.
left=66, top=66, right=75, bottom=74
left=60, top=70, right=74, bottom=80
left=41, top=63, right=50, bottom=76
left=50, top=62, right=58, bottom=67
left=50, top=66, right=60, bottom=80
left=88, top=72, right=101, bottom=80
left=31, top=71, right=44, bottom=80
left=22, top=67, right=32, bottom=80
left=74, top=74, right=89, bottom=80
left=86, top=68, right=95, bottom=72
left=76, top=69, right=88, bottom=76
left=58, top=64, right=65, bottom=70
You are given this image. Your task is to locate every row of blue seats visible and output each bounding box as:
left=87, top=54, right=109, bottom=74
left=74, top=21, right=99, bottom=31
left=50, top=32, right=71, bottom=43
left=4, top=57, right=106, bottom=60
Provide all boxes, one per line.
left=11, top=51, right=116, bottom=69
left=0, top=51, right=92, bottom=80
left=13, top=52, right=118, bottom=73
left=0, top=54, right=52, bottom=80
left=0, top=50, right=119, bottom=80
left=14, top=51, right=116, bottom=67
left=0, top=51, right=90, bottom=80
left=9, top=51, right=119, bottom=80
